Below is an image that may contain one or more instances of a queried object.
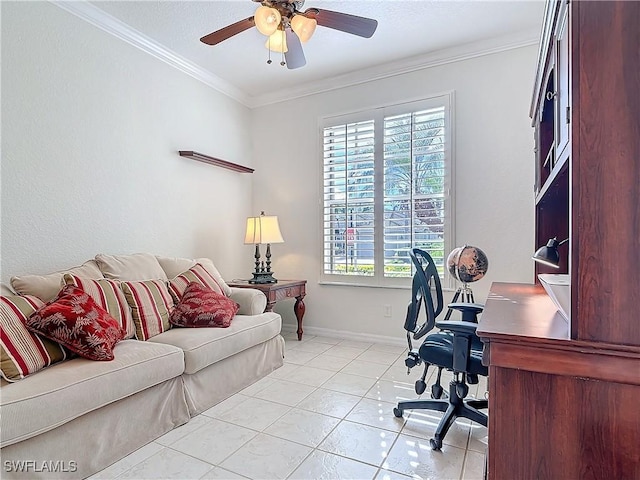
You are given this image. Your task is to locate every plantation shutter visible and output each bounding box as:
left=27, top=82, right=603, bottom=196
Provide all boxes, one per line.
left=383, top=106, right=447, bottom=277
left=323, top=120, right=375, bottom=275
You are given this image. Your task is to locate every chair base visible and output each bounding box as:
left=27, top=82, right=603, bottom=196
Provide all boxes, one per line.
left=394, top=380, right=488, bottom=451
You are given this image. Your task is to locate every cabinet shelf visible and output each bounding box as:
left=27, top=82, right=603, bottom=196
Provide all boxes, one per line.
left=535, top=152, right=568, bottom=205
left=179, top=151, right=254, bottom=174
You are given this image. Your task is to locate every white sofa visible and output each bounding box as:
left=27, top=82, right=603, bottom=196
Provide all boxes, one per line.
left=0, top=254, right=285, bottom=479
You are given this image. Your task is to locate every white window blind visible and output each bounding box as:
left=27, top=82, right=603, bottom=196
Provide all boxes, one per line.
left=321, top=94, right=452, bottom=286
left=383, top=107, right=447, bottom=278
left=323, top=120, right=376, bottom=276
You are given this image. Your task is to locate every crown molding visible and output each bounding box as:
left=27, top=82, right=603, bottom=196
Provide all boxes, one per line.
left=52, top=1, right=251, bottom=107
left=248, top=31, right=539, bottom=107
left=53, top=1, right=538, bottom=110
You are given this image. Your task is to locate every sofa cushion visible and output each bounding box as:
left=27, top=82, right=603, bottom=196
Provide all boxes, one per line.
left=64, top=274, right=136, bottom=339
left=156, top=256, right=232, bottom=296
left=168, top=263, right=226, bottom=301
left=95, top=253, right=167, bottom=281
left=26, top=285, right=126, bottom=361
left=170, top=282, right=239, bottom=328
left=1, top=283, right=15, bottom=296
left=0, top=339, right=185, bottom=448
left=150, top=312, right=281, bottom=375
left=1, top=295, right=70, bottom=382
left=10, top=260, right=103, bottom=302
left=121, top=279, right=173, bottom=341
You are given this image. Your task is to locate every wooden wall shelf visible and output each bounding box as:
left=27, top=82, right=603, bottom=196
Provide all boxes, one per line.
left=179, top=151, right=254, bottom=174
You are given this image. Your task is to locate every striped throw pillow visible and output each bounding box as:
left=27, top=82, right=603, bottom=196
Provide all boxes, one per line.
left=121, top=280, right=174, bottom=341
left=168, top=263, right=225, bottom=303
left=1, top=295, right=69, bottom=382
left=63, top=274, right=135, bottom=339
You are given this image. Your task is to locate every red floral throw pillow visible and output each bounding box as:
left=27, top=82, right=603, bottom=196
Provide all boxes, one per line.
left=170, top=282, right=239, bottom=328
left=26, top=285, right=125, bottom=361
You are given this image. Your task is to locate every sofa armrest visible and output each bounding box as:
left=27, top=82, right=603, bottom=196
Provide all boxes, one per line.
left=229, top=287, right=267, bottom=315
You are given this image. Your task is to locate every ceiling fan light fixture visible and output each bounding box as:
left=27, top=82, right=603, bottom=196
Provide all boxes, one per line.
left=291, top=15, right=317, bottom=43
left=254, top=6, right=281, bottom=36
left=265, top=29, right=288, bottom=53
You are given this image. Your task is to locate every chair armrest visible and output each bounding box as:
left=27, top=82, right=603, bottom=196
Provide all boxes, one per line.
left=435, top=320, right=478, bottom=336
left=229, top=287, right=267, bottom=315
left=447, top=302, right=484, bottom=322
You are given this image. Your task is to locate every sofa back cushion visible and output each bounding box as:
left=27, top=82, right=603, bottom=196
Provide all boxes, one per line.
left=1, top=283, right=15, bottom=296
left=95, top=253, right=167, bottom=281
left=121, top=279, right=173, bottom=341
left=1, top=295, right=70, bottom=381
left=63, top=275, right=136, bottom=339
left=10, top=260, right=103, bottom=302
left=156, top=256, right=231, bottom=296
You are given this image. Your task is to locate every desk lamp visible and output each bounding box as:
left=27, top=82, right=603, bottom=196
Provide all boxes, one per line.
left=532, top=237, right=569, bottom=268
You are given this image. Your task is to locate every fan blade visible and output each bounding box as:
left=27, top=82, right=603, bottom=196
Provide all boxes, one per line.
left=285, top=29, right=306, bottom=69
left=200, top=17, right=255, bottom=45
left=304, top=8, right=377, bottom=38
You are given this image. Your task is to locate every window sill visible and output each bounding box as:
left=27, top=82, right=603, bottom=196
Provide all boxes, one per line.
left=318, top=280, right=455, bottom=292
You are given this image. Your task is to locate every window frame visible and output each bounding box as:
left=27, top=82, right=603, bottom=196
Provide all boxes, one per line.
left=319, top=92, right=456, bottom=289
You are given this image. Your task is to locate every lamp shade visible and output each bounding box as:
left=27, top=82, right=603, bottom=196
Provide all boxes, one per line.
left=291, top=15, right=317, bottom=43
left=245, top=215, right=284, bottom=245
left=532, top=237, right=567, bottom=268
left=265, top=29, right=287, bottom=53
left=254, top=6, right=281, bottom=36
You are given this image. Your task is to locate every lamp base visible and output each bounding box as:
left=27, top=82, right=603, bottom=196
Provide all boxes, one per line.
left=249, top=272, right=278, bottom=284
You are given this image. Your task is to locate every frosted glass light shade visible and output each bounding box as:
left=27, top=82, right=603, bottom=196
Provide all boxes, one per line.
left=244, top=215, right=284, bottom=245
left=254, top=6, right=281, bottom=36
left=265, top=30, right=287, bottom=53
left=291, top=15, right=317, bottom=43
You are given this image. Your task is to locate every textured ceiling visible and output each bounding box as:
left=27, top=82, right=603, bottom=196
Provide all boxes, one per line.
left=89, top=1, right=545, bottom=104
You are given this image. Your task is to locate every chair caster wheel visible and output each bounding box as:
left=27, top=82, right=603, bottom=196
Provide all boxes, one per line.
left=393, top=407, right=403, bottom=418
left=431, top=384, right=443, bottom=399
left=415, top=379, right=426, bottom=395
left=430, top=438, right=442, bottom=451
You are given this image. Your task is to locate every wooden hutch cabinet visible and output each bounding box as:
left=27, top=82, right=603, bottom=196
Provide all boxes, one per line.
left=477, top=1, right=640, bottom=478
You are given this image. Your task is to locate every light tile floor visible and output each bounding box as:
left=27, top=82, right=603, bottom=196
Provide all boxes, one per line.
left=91, top=333, right=488, bottom=480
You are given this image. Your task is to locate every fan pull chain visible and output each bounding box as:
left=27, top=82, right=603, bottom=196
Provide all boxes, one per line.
left=280, top=29, right=286, bottom=66
left=267, top=36, right=272, bottom=64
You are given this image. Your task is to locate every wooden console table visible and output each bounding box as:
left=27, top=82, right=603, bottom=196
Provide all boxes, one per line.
left=227, top=280, right=307, bottom=340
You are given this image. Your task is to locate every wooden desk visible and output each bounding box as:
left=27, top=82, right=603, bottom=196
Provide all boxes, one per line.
left=227, top=280, right=307, bottom=340
left=477, top=282, right=640, bottom=479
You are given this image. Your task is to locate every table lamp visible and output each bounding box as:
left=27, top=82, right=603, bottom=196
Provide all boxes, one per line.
left=244, top=211, right=284, bottom=284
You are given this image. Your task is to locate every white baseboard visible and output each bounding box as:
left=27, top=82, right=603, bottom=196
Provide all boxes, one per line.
left=281, top=323, right=407, bottom=348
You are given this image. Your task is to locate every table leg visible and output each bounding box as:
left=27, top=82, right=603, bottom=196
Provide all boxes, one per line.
left=265, top=301, right=276, bottom=313
left=294, top=294, right=306, bottom=340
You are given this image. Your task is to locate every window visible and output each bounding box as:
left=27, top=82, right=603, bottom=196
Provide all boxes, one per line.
left=321, top=94, right=453, bottom=287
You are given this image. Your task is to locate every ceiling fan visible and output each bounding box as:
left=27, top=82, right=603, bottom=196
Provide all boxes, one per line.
left=200, top=0, right=378, bottom=70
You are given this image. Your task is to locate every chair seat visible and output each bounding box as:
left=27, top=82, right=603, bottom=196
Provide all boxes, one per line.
left=419, top=331, right=488, bottom=376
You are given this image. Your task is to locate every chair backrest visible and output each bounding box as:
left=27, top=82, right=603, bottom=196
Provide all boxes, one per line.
left=404, top=248, right=444, bottom=340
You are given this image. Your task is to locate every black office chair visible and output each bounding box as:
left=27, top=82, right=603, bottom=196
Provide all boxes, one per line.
left=393, top=248, right=488, bottom=450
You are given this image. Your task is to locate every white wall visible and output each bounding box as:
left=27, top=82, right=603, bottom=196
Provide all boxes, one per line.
left=1, top=2, right=253, bottom=282
left=251, top=46, right=538, bottom=339
left=1, top=1, right=538, bottom=342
